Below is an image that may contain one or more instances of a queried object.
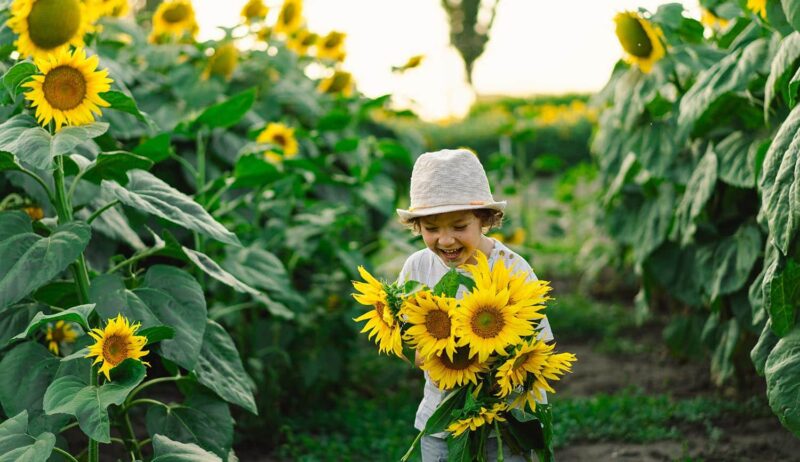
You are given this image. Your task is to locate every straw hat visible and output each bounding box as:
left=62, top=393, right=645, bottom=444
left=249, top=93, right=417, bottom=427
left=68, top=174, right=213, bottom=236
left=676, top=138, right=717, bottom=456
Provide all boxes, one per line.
left=396, top=148, right=506, bottom=220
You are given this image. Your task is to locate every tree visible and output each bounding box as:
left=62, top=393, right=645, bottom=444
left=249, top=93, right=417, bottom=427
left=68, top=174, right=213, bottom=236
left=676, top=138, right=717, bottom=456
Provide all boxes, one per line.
left=441, top=0, right=501, bottom=86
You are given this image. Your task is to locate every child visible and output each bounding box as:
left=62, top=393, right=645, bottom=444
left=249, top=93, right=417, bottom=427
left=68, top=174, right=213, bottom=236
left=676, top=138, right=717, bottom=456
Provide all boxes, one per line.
left=396, top=148, right=554, bottom=462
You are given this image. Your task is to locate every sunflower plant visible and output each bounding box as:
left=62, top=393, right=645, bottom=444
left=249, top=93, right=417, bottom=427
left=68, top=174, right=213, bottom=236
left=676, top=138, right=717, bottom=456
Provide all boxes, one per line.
left=352, top=253, right=576, bottom=461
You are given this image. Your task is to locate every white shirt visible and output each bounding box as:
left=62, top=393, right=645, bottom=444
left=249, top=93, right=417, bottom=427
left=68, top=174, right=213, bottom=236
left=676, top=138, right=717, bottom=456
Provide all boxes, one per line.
left=397, top=238, right=554, bottom=435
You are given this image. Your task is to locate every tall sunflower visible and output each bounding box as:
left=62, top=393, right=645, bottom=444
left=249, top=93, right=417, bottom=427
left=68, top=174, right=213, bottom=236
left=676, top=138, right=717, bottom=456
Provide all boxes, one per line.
left=204, top=42, right=239, bottom=81
left=286, top=28, right=318, bottom=56
left=316, top=31, right=346, bottom=61
left=275, top=0, right=303, bottom=36
left=453, top=285, right=533, bottom=362
left=352, top=266, right=403, bottom=358
left=241, top=0, right=268, bottom=24
left=446, top=403, right=508, bottom=436
left=422, top=346, right=486, bottom=390
left=317, top=70, right=353, bottom=97
left=613, top=11, right=665, bottom=74
left=8, top=0, right=94, bottom=61
left=256, top=122, right=298, bottom=163
left=46, top=320, right=78, bottom=355
left=747, top=0, right=767, bottom=19
left=402, top=290, right=458, bottom=361
left=150, top=0, right=198, bottom=43
left=496, top=339, right=576, bottom=411
left=85, top=314, right=150, bottom=381
left=24, top=47, right=112, bottom=131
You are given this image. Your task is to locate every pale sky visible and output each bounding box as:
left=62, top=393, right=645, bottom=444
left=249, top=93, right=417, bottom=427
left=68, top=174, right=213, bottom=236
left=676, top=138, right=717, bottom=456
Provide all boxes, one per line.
left=194, top=0, right=701, bottom=120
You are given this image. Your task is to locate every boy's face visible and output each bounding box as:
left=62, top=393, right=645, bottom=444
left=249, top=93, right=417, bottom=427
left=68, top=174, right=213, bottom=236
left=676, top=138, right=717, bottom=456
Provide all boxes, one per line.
left=419, top=210, right=484, bottom=267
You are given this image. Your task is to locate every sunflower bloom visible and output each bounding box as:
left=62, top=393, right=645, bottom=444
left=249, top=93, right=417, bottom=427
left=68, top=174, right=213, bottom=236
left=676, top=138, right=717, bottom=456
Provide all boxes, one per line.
left=497, top=339, right=576, bottom=411
left=89, top=0, right=129, bottom=18
left=204, top=42, right=239, bottom=81
left=613, top=11, right=665, bottom=74
left=85, top=314, right=150, bottom=381
left=352, top=266, right=404, bottom=358
left=317, top=70, right=353, bottom=97
left=256, top=122, right=299, bottom=163
left=402, top=290, right=458, bottom=361
left=150, top=0, right=198, bottom=43
left=241, top=0, right=268, bottom=24
left=275, top=0, right=303, bottom=35
left=446, top=403, right=507, bottom=436
left=700, top=8, right=729, bottom=29
left=422, top=346, right=486, bottom=390
left=286, top=28, right=318, bottom=56
left=8, top=0, right=95, bottom=61
left=316, top=31, right=346, bottom=61
left=23, top=47, right=112, bottom=131
left=257, top=26, right=273, bottom=42
left=23, top=206, right=44, bottom=221
left=46, top=320, right=78, bottom=355
left=747, top=0, right=767, bottom=18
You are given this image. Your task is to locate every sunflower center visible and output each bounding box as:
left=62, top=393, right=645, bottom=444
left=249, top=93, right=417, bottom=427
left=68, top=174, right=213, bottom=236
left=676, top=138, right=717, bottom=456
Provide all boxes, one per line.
left=470, top=306, right=505, bottom=338
left=374, top=301, right=385, bottom=319
left=50, top=326, right=65, bottom=343
left=327, top=72, right=351, bottom=92
left=512, top=352, right=531, bottom=370
left=42, top=65, right=87, bottom=111
left=323, top=33, right=342, bottom=49
left=163, top=3, right=190, bottom=23
left=615, top=14, right=653, bottom=58
left=27, top=0, right=82, bottom=49
left=273, top=134, right=287, bottom=147
left=425, top=310, right=451, bottom=339
left=440, top=347, right=475, bottom=370
left=281, top=4, right=297, bottom=25
left=102, top=335, right=129, bottom=366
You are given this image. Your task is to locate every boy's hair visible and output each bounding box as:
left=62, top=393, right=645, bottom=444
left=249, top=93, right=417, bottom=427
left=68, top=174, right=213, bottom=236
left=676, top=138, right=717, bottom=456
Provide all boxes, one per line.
left=400, top=208, right=504, bottom=235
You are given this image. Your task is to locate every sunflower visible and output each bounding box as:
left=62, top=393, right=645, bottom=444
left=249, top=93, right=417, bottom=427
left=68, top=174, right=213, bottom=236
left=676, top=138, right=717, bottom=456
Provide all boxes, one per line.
left=317, top=70, right=353, bottom=97
left=274, top=0, right=303, bottom=35
left=446, top=403, right=508, bottom=436
left=257, top=26, right=273, bottom=42
left=497, top=339, right=576, bottom=411
left=316, top=31, right=346, bottom=61
left=149, top=0, right=198, bottom=43
left=747, top=0, right=767, bottom=19
left=613, top=11, right=665, bottom=74
left=402, top=290, right=458, bottom=361
left=46, top=320, right=78, bottom=355
left=352, top=266, right=404, bottom=358
left=23, top=47, right=112, bottom=131
left=453, top=285, right=534, bottom=362
left=392, top=54, right=424, bottom=73
left=421, top=346, right=486, bottom=390
left=204, top=42, right=239, bottom=81
left=241, top=0, right=268, bottom=24
left=8, top=0, right=95, bottom=61
left=23, top=206, right=44, bottom=221
left=89, top=0, right=129, bottom=18
left=85, top=314, right=150, bottom=381
left=256, top=122, right=299, bottom=163
left=700, top=8, right=729, bottom=29
left=286, top=28, right=318, bottom=56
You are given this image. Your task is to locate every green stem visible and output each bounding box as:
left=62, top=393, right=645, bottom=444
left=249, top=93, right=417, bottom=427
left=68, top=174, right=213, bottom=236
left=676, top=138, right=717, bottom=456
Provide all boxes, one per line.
left=66, top=167, right=88, bottom=204
left=87, top=200, right=121, bottom=224
left=495, top=421, right=504, bottom=462
left=209, top=302, right=258, bottom=320
left=169, top=152, right=197, bottom=177
left=123, top=398, right=172, bottom=413
left=106, top=247, right=159, bottom=274
left=125, top=374, right=185, bottom=405
left=52, top=447, right=79, bottom=462
left=194, top=130, right=207, bottom=289
left=400, top=430, right=424, bottom=462
left=122, top=409, right=143, bottom=460
left=58, top=421, right=79, bottom=433
left=18, top=167, right=55, bottom=205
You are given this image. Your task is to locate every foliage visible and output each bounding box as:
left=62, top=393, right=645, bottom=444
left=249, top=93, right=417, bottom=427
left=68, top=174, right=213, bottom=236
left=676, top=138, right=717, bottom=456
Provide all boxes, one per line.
left=441, top=0, right=500, bottom=85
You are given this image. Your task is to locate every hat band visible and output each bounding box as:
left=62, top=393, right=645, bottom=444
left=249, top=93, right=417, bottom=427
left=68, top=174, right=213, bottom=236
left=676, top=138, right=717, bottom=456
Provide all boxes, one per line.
left=408, top=200, right=489, bottom=212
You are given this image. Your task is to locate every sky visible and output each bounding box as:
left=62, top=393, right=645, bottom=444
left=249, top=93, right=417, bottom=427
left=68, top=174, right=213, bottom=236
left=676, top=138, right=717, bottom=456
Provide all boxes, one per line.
left=194, top=0, right=701, bottom=120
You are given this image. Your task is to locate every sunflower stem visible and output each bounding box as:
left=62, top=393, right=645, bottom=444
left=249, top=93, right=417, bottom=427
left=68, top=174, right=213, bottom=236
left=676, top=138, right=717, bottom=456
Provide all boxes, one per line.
left=495, top=421, right=504, bottom=462
left=399, top=429, right=423, bottom=462
left=17, top=166, right=55, bottom=206
left=125, top=374, right=185, bottom=405
left=106, top=247, right=160, bottom=274
left=194, top=129, right=207, bottom=289
left=122, top=407, right=143, bottom=460
left=86, top=199, right=121, bottom=224
left=123, top=398, right=171, bottom=413
left=51, top=447, right=79, bottom=462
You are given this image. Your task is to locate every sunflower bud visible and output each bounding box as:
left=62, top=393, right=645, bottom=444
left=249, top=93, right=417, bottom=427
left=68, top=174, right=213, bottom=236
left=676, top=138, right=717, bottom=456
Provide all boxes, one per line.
left=206, top=42, right=239, bottom=80
left=318, top=70, right=353, bottom=96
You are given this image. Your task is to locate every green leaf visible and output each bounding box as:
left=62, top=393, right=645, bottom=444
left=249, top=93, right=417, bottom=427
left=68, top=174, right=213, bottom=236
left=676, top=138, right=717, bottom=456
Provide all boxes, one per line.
left=232, top=153, right=280, bottom=188
left=102, top=170, right=240, bottom=246
left=0, top=304, right=38, bottom=347
left=710, top=319, right=740, bottom=385
left=12, top=304, right=94, bottom=341
left=752, top=319, right=779, bottom=376
left=222, top=245, right=302, bottom=307
left=359, top=174, right=395, bottom=216
left=765, top=325, right=800, bottom=436
left=0, top=342, right=59, bottom=418
left=0, top=411, right=55, bottom=462
left=100, top=90, right=150, bottom=124
left=765, top=32, right=800, bottom=116
left=194, top=88, right=256, bottom=130
left=2, top=62, right=35, bottom=99
left=0, top=222, right=91, bottom=310
left=707, top=223, right=763, bottom=300
left=181, top=246, right=259, bottom=295
left=764, top=257, right=800, bottom=336
left=82, top=151, right=154, bottom=185
left=151, top=434, right=222, bottom=462
left=43, top=359, right=146, bottom=443
left=194, top=320, right=257, bottom=414
left=672, top=151, right=718, bottom=245
left=782, top=0, right=800, bottom=32
left=317, top=110, right=350, bottom=131
left=0, top=151, right=21, bottom=173
left=432, top=268, right=464, bottom=298
left=715, top=132, right=760, bottom=188
left=51, top=123, right=110, bottom=159
left=89, top=274, right=163, bottom=328
left=424, top=387, right=467, bottom=435
left=446, top=431, right=470, bottom=462
left=0, top=211, right=32, bottom=241
left=133, top=133, right=172, bottom=163
left=139, top=325, right=175, bottom=345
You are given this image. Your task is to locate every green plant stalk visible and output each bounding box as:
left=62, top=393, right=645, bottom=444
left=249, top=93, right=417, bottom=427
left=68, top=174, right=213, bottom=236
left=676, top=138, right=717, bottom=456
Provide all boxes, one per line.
left=495, top=421, right=504, bottom=462
left=194, top=130, right=207, bottom=289
left=52, top=447, right=80, bottom=462
left=125, top=374, right=185, bottom=405
left=400, top=429, right=423, bottom=462
left=122, top=408, right=143, bottom=460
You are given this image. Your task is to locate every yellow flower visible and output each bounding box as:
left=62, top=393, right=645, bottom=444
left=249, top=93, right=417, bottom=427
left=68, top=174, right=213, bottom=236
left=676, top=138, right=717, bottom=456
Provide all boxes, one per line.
left=23, top=47, right=112, bottom=131
left=497, top=339, right=576, bottom=411
left=286, top=28, right=318, bottom=56
left=352, top=266, right=403, bottom=358
left=317, top=70, right=353, bottom=97
left=241, top=0, right=268, bottom=24
left=402, top=290, right=458, bottom=361
left=446, top=403, right=508, bottom=436
left=204, top=42, right=239, bottom=81
left=89, top=0, right=129, bottom=18
left=613, top=11, right=665, bottom=74
left=7, top=0, right=95, bottom=61
left=275, top=0, right=303, bottom=35
left=700, top=8, right=729, bottom=29
left=256, top=122, right=299, bottom=163
left=421, top=346, right=486, bottom=390
left=508, top=228, right=526, bottom=246
left=149, top=0, right=198, bottom=43
left=316, top=31, right=346, bottom=61
left=85, top=314, right=150, bottom=381
left=46, top=320, right=78, bottom=355
left=747, top=0, right=767, bottom=19
left=257, top=26, right=273, bottom=42
left=393, top=54, right=424, bottom=72
left=23, top=206, right=44, bottom=221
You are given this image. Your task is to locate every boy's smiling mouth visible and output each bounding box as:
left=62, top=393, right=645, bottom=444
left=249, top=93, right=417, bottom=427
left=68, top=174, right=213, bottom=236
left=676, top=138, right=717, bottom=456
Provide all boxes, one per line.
left=438, top=247, right=464, bottom=262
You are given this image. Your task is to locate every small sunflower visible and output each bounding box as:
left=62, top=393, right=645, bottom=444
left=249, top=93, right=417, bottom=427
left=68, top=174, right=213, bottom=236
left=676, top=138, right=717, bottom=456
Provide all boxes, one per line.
left=286, top=28, right=318, bottom=56
left=257, top=26, right=273, bottom=42
left=700, top=8, right=729, bottom=29
left=421, top=346, right=486, bottom=390
left=613, top=11, right=665, bottom=74
left=446, top=403, right=508, bottom=436
left=256, top=122, right=299, bottom=163
left=497, top=339, right=576, bottom=411
left=23, top=206, right=44, bottom=221
left=204, top=42, right=239, bottom=81
left=317, top=70, right=353, bottom=97
left=46, top=320, right=78, bottom=355
left=747, top=0, right=767, bottom=19
left=23, top=47, right=112, bottom=131
left=402, top=290, right=458, bottom=361
left=89, top=0, right=129, bottom=18
left=453, top=285, right=534, bottom=362
left=274, top=0, right=303, bottom=35
left=150, top=0, right=198, bottom=43
left=316, top=31, right=346, bottom=61
left=8, top=0, right=95, bottom=61
left=352, top=266, right=403, bottom=358
left=392, top=54, right=424, bottom=73
left=85, top=314, right=150, bottom=381
left=241, top=0, right=268, bottom=24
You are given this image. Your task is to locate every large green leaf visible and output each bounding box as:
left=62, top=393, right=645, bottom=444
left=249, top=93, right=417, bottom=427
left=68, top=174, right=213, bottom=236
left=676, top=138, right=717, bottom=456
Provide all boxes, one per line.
left=782, top=0, right=800, bottom=33
left=672, top=151, right=718, bottom=245
left=0, top=303, right=38, bottom=347
left=0, top=211, right=32, bottom=241
left=181, top=246, right=258, bottom=295
left=710, top=319, right=739, bottom=385
left=11, top=304, right=94, bottom=342
left=102, top=170, right=240, bottom=246
left=765, top=32, right=800, bottom=116
left=43, top=359, right=146, bottom=443
left=222, top=245, right=302, bottom=307
left=133, top=133, right=172, bottom=163
left=715, top=132, right=761, bottom=188
left=0, top=222, right=91, bottom=310
left=0, top=411, right=55, bottom=462
left=100, top=90, right=151, bottom=124
left=89, top=274, right=162, bottom=328
left=193, top=88, right=256, bottom=130
left=151, top=434, right=222, bottom=462
left=0, top=342, right=59, bottom=417
left=765, top=325, right=800, bottom=436
left=82, top=151, right=154, bottom=185
left=423, top=387, right=468, bottom=435
left=752, top=319, right=779, bottom=376
left=0, top=151, right=22, bottom=173
left=646, top=242, right=712, bottom=307
left=707, top=223, right=763, bottom=301
left=2, top=61, right=35, bottom=98
left=763, top=257, right=800, bottom=336
left=232, top=153, right=280, bottom=188
left=194, top=320, right=257, bottom=414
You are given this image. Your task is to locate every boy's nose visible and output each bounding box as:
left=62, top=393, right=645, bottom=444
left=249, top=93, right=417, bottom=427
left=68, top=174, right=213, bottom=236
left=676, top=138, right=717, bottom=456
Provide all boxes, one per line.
left=439, top=234, right=455, bottom=246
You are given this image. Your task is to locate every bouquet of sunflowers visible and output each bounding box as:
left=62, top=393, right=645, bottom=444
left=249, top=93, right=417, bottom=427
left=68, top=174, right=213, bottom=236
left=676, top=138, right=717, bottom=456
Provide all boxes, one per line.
left=352, top=252, right=576, bottom=462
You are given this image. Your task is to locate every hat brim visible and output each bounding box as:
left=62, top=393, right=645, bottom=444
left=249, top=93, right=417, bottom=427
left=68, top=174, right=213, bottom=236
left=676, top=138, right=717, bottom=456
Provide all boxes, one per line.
left=396, top=201, right=507, bottom=220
